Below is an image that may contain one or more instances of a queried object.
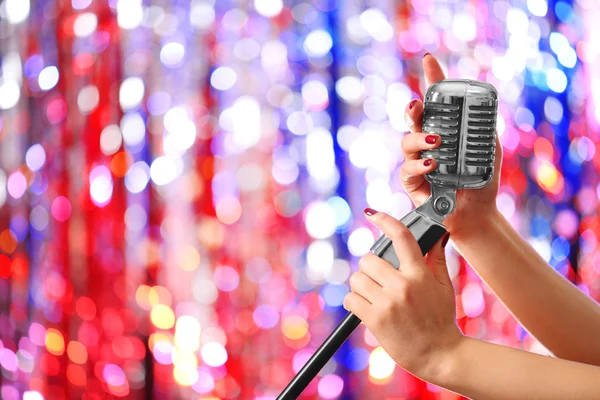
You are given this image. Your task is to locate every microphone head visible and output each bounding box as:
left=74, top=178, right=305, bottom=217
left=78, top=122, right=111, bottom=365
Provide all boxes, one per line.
left=421, top=79, right=498, bottom=189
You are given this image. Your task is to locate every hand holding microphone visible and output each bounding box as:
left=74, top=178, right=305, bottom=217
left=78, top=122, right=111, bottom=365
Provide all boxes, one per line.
left=344, top=210, right=461, bottom=383
left=401, top=55, right=503, bottom=240
left=277, top=54, right=499, bottom=399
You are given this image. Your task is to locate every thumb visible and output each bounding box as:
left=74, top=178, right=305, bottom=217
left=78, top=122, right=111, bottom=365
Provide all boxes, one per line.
left=426, top=233, right=452, bottom=287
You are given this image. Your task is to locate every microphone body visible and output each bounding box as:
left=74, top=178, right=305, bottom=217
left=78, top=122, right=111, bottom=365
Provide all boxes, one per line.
left=277, top=79, right=498, bottom=400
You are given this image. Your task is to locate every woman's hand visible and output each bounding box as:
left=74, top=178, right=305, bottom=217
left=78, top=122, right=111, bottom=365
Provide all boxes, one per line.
left=343, top=210, right=463, bottom=381
left=400, top=54, right=503, bottom=239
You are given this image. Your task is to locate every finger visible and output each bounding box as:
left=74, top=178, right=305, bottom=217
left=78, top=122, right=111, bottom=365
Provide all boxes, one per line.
left=364, top=210, right=425, bottom=276
left=349, top=271, right=385, bottom=304
left=426, top=233, right=453, bottom=288
left=401, top=132, right=441, bottom=160
left=400, top=158, right=436, bottom=193
left=423, top=54, right=446, bottom=86
left=343, top=292, right=371, bottom=322
left=405, top=99, right=424, bottom=133
left=358, top=253, right=399, bottom=287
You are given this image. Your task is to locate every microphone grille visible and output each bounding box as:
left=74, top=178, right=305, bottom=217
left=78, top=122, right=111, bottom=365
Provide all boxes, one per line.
left=464, top=104, right=496, bottom=168
left=421, top=80, right=498, bottom=189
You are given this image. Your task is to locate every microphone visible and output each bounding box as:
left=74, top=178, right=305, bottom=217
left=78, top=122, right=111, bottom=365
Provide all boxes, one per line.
left=277, top=79, right=498, bottom=399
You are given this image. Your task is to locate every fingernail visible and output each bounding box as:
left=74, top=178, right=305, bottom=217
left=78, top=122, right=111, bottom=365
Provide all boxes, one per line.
left=408, top=99, right=417, bottom=110
left=423, top=52, right=431, bottom=59
left=423, top=158, right=432, bottom=167
left=442, top=234, right=450, bottom=248
left=364, top=208, right=378, bottom=216
left=425, top=135, right=438, bottom=144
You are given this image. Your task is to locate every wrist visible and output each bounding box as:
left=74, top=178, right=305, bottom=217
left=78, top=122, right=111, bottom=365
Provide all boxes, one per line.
left=451, top=207, right=504, bottom=243
left=418, top=330, right=467, bottom=385
left=424, top=335, right=473, bottom=388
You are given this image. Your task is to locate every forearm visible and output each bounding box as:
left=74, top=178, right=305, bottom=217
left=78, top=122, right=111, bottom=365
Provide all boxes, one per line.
left=432, top=337, right=600, bottom=400
left=452, top=210, right=600, bottom=365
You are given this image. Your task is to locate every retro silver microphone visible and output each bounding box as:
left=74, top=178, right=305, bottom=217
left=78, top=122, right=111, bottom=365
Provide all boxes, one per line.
left=277, top=79, right=498, bottom=399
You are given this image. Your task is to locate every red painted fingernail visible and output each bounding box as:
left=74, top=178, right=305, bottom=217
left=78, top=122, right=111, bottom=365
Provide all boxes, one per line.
left=364, top=208, right=378, bottom=216
left=423, top=158, right=433, bottom=167
left=425, top=135, right=438, bottom=144
left=408, top=99, right=417, bottom=110
left=442, top=233, right=450, bottom=248
left=423, top=52, right=431, bottom=59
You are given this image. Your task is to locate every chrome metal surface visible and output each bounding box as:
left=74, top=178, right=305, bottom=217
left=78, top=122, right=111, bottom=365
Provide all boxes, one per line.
left=421, top=79, right=498, bottom=190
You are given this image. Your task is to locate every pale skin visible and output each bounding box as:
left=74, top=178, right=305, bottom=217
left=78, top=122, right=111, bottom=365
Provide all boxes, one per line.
left=343, top=54, right=600, bottom=399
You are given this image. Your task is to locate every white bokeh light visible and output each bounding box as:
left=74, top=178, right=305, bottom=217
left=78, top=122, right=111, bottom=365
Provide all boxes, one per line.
left=363, top=97, right=387, bottom=121
left=120, top=77, right=145, bottom=110
left=302, top=80, right=329, bottom=110
left=386, top=83, right=412, bottom=130
left=26, top=144, right=46, bottom=172
left=546, top=68, right=567, bottom=93
left=527, top=0, right=548, bottom=17
left=164, top=107, right=189, bottom=131
left=38, top=67, right=59, bottom=91
left=452, top=13, right=476, bottom=42
left=369, top=347, right=395, bottom=380
left=201, top=342, right=228, bottom=367
left=100, top=125, right=123, bottom=155
left=150, top=156, right=178, bottom=186
left=360, top=8, right=393, bottom=42
left=544, top=96, right=563, bottom=124
left=124, top=204, right=147, bottom=232
left=6, top=0, right=30, bottom=24
left=286, top=111, right=314, bottom=136
left=23, top=391, right=43, bottom=400
left=349, top=132, right=391, bottom=171
left=307, top=240, right=335, bottom=281
left=261, top=40, right=288, bottom=72
left=163, top=120, right=197, bottom=154
left=304, top=29, right=333, bottom=57
left=125, top=162, right=150, bottom=194
left=160, top=42, right=186, bottom=67
left=307, top=128, right=335, bottom=181
left=120, top=113, right=146, bottom=147
left=549, top=32, right=569, bottom=55
left=89, top=165, right=113, bottom=207
left=336, top=125, right=361, bottom=152
left=347, top=227, right=375, bottom=256
left=254, top=0, right=283, bottom=18
left=3, top=52, right=22, bottom=84
left=232, top=96, right=261, bottom=150
left=191, top=3, right=215, bottom=30
left=336, top=76, right=363, bottom=104
left=305, top=201, right=337, bottom=239
left=210, top=67, right=237, bottom=91
left=366, top=180, right=393, bottom=212
left=506, top=8, right=529, bottom=37
left=0, top=81, right=21, bottom=110
left=558, top=47, right=577, bottom=68
left=78, top=85, right=100, bottom=113
left=73, top=12, right=98, bottom=37
left=117, top=0, right=143, bottom=30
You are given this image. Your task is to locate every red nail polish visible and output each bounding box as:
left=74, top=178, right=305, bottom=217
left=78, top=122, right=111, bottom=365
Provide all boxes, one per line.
left=442, top=234, right=450, bottom=248
left=408, top=99, right=417, bottom=110
left=423, top=158, right=432, bottom=166
left=423, top=52, right=431, bottom=59
left=425, top=135, right=438, bottom=144
left=364, top=208, right=378, bottom=216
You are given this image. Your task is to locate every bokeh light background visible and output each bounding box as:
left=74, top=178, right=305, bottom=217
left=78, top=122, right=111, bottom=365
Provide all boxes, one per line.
left=0, top=0, right=599, bottom=398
